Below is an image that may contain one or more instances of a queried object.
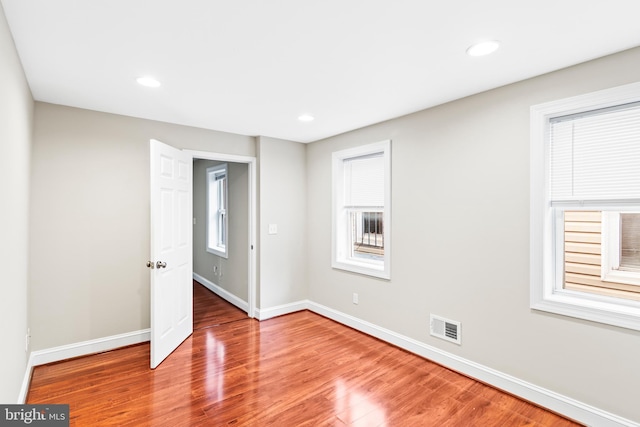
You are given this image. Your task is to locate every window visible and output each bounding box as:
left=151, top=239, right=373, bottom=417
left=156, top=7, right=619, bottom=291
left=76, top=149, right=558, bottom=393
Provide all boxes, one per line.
left=206, top=164, right=228, bottom=258
left=332, top=140, right=391, bottom=279
left=531, top=82, right=640, bottom=330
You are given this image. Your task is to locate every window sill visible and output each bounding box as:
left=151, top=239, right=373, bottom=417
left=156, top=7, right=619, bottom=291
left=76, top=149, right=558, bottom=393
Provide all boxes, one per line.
left=531, top=287, right=640, bottom=331
left=332, top=259, right=390, bottom=280
left=207, top=246, right=228, bottom=259
left=601, top=270, right=640, bottom=287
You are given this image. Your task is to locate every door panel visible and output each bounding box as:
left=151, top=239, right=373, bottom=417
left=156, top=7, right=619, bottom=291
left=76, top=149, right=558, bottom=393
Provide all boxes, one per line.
left=150, top=139, right=193, bottom=369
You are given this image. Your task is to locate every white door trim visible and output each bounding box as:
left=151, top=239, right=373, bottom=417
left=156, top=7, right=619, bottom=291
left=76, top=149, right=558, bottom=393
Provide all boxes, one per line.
left=185, top=150, right=257, bottom=319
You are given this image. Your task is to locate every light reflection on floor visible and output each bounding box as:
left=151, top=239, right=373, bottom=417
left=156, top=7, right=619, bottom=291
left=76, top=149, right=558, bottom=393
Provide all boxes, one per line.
left=334, top=379, right=387, bottom=426
left=205, top=329, right=226, bottom=400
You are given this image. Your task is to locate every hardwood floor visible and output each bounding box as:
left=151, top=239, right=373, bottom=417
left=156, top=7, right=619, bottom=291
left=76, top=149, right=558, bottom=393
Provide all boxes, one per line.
left=27, top=283, right=581, bottom=426
left=193, top=281, right=247, bottom=329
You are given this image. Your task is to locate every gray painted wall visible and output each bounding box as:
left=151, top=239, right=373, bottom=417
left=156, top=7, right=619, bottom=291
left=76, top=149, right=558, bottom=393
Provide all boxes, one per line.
left=0, top=4, right=33, bottom=403
left=193, top=159, right=249, bottom=301
left=306, top=47, right=640, bottom=421
left=29, top=103, right=255, bottom=351
left=257, top=136, right=307, bottom=308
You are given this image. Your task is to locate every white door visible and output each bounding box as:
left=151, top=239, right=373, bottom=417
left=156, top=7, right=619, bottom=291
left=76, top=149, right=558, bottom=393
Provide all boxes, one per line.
left=149, top=139, right=193, bottom=368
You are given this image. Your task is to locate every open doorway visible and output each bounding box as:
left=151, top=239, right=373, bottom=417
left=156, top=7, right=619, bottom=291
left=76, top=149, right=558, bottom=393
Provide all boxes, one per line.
left=149, top=142, right=256, bottom=368
left=187, top=150, right=257, bottom=323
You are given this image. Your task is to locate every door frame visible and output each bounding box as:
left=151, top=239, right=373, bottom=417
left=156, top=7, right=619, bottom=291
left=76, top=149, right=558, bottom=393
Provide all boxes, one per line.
left=186, top=150, right=257, bottom=318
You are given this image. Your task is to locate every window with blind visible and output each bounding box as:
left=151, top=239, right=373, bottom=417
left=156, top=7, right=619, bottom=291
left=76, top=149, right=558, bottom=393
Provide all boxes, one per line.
left=332, top=140, right=391, bottom=279
left=206, top=163, right=228, bottom=258
left=530, top=82, right=640, bottom=331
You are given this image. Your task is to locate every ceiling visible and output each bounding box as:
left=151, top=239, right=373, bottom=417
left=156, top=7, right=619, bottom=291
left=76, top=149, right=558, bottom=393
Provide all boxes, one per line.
left=3, top=1, right=640, bottom=143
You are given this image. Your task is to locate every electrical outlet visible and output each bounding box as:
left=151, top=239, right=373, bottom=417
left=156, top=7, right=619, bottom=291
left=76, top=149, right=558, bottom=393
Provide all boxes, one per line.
left=353, top=293, right=359, bottom=304
left=25, top=328, right=30, bottom=352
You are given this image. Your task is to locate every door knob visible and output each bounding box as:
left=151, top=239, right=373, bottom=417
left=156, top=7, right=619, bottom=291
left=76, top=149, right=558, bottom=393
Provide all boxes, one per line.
left=146, top=261, right=155, bottom=269
left=156, top=261, right=167, bottom=269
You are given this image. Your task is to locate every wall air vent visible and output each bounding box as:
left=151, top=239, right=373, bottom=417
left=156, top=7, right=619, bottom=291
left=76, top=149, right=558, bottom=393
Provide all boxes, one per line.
left=430, top=314, right=461, bottom=345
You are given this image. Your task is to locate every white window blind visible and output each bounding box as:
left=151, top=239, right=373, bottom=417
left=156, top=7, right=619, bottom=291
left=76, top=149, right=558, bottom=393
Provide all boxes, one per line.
left=343, top=153, right=384, bottom=208
left=549, top=102, right=640, bottom=203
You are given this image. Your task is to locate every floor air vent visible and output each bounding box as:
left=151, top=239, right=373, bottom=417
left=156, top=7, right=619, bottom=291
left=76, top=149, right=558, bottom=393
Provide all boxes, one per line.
left=430, top=314, right=461, bottom=345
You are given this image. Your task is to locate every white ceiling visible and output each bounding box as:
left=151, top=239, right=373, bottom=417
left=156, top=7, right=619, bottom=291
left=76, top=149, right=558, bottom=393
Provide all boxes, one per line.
left=3, top=1, right=640, bottom=143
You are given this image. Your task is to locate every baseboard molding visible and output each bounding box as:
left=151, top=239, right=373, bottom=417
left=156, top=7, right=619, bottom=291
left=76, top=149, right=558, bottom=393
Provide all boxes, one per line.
left=306, top=301, right=638, bottom=427
left=256, top=300, right=308, bottom=321
left=193, top=273, right=248, bottom=312
left=29, top=329, right=150, bottom=368
left=18, top=354, right=34, bottom=403
left=19, top=329, right=150, bottom=403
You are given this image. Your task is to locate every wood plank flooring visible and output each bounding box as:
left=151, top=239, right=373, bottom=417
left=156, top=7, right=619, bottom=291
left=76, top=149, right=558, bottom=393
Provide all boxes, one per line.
left=27, top=282, right=581, bottom=426
left=193, top=281, right=248, bottom=329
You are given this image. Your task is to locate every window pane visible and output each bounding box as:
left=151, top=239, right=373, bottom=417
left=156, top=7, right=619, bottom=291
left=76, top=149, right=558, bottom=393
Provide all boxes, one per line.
left=217, top=177, right=226, bottom=247
left=621, top=213, right=640, bottom=269
left=349, top=211, right=384, bottom=263
left=562, top=210, right=602, bottom=288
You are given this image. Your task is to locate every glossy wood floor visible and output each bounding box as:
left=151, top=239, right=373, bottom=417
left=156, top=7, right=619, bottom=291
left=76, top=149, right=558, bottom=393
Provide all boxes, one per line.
left=193, top=281, right=248, bottom=329
left=28, top=282, right=581, bottom=426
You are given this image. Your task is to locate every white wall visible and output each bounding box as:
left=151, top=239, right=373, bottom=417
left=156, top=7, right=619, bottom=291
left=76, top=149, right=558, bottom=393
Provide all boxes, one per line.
left=193, top=159, right=249, bottom=301
left=29, top=103, right=255, bottom=351
left=306, top=47, right=640, bottom=422
left=257, top=136, right=307, bottom=309
left=0, top=3, right=33, bottom=403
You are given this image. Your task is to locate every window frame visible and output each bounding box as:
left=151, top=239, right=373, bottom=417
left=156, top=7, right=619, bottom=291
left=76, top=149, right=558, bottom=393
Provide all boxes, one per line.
left=530, top=82, right=640, bottom=331
left=601, top=211, right=640, bottom=286
left=332, top=140, right=391, bottom=279
left=206, top=163, right=228, bottom=259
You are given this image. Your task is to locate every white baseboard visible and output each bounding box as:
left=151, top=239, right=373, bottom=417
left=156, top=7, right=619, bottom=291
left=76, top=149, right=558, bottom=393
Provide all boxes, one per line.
left=18, top=354, right=33, bottom=404
left=19, top=329, right=150, bottom=403
left=306, top=301, right=639, bottom=427
left=30, top=329, right=150, bottom=367
left=256, top=300, right=308, bottom=321
left=193, top=273, right=248, bottom=312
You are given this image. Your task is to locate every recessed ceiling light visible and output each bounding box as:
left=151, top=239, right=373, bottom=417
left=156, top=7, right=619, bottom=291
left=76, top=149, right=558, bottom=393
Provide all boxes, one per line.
left=466, top=40, right=500, bottom=57
left=136, top=76, right=161, bottom=88
left=298, top=114, right=314, bottom=122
